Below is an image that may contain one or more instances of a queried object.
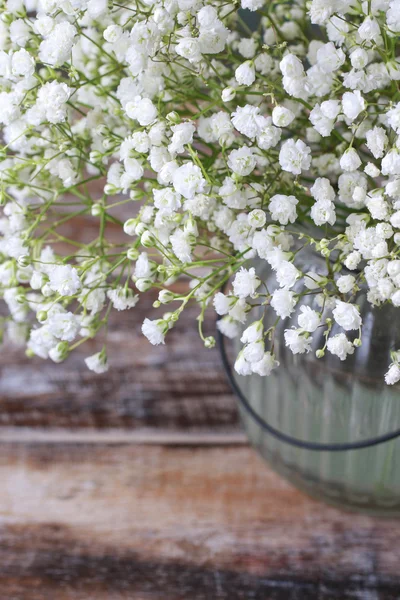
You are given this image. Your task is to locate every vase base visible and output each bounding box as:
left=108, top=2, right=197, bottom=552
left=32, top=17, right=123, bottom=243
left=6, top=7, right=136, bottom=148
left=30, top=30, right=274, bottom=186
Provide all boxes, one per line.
left=250, top=441, right=400, bottom=518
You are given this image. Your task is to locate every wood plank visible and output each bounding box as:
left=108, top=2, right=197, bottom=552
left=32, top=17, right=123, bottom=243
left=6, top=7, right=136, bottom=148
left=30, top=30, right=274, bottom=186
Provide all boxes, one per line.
left=0, top=293, right=238, bottom=432
left=1, top=443, right=400, bottom=599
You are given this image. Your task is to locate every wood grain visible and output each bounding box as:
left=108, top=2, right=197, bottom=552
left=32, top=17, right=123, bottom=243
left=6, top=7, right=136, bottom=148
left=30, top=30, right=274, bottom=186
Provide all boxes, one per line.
left=0, top=291, right=238, bottom=433
left=1, top=443, right=400, bottom=600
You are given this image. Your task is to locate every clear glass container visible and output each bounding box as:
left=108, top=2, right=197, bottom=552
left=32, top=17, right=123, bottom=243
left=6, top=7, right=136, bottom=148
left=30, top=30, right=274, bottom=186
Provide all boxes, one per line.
left=222, top=250, right=400, bottom=515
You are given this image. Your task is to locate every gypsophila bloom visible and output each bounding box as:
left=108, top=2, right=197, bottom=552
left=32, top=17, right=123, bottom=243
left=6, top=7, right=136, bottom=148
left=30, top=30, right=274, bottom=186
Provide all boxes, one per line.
left=0, top=0, right=396, bottom=384
left=284, top=329, right=312, bottom=354
left=333, top=301, right=362, bottom=331
left=327, top=333, right=355, bottom=361
left=85, top=351, right=109, bottom=374
left=233, top=268, right=260, bottom=299
left=142, top=318, right=168, bottom=345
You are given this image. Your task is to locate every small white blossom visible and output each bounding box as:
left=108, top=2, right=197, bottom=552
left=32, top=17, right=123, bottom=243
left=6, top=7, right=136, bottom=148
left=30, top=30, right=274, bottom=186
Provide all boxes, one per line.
left=284, top=328, right=312, bottom=354
left=85, top=351, right=109, bottom=374
left=271, top=288, right=297, bottom=319
left=142, top=318, right=167, bottom=345
left=232, top=267, right=260, bottom=298
left=49, top=265, right=81, bottom=297
left=333, top=300, right=362, bottom=331
left=327, top=333, right=355, bottom=361
left=298, top=306, right=320, bottom=332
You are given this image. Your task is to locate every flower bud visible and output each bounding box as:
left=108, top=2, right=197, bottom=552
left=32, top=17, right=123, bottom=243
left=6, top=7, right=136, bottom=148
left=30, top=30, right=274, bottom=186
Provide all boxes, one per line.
left=104, top=183, right=120, bottom=195
left=17, top=254, right=30, bottom=268
left=123, top=219, right=137, bottom=236
left=248, top=209, right=266, bottom=228
left=130, top=189, right=142, bottom=201
left=37, top=310, right=48, bottom=323
left=41, top=283, right=54, bottom=297
left=141, top=230, right=156, bottom=247
left=127, top=247, right=139, bottom=260
left=164, top=311, right=179, bottom=323
left=134, top=277, right=153, bottom=292
left=166, top=111, right=180, bottom=123
left=222, top=87, right=236, bottom=102
left=91, top=203, right=103, bottom=217
left=204, top=336, right=216, bottom=348
left=135, top=222, right=146, bottom=236
left=158, top=289, right=175, bottom=303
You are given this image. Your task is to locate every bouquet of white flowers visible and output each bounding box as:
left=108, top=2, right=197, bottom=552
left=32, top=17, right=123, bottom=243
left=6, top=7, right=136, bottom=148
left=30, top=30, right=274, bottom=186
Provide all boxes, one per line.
left=1, top=0, right=400, bottom=381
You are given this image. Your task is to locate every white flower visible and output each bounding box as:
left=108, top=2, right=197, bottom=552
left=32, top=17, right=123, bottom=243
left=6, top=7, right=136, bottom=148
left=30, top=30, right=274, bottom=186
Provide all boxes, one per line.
left=316, top=42, right=345, bottom=73
left=85, top=351, right=109, bottom=374
left=172, top=163, right=206, bottom=199
left=309, top=105, right=334, bottom=137
left=142, top=318, right=167, bottom=345
left=350, top=48, right=369, bottom=70
left=104, top=24, right=123, bottom=43
left=251, top=351, right=279, bottom=375
left=333, top=300, right=362, bottom=330
left=168, top=122, right=195, bottom=154
left=385, top=363, right=400, bottom=385
left=243, top=340, right=265, bottom=363
left=342, top=91, right=365, bottom=121
left=358, top=17, right=381, bottom=42
left=311, top=199, right=336, bottom=226
left=298, top=306, right=320, bottom=332
left=326, top=333, right=355, bottom=360
left=176, top=36, right=201, bottom=63
left=272, top=106, right=295, bottom=127
left=337, top=275, right=355, bottom=294
left=240, top=320, right=263, bottom=343
left=248, top=209, right=266, bottom=228
left=227, top=147, right=256, bottom=176
left=271, top=288, right=297, bottom=319
left=217, top=316, right=240, bottom=339
left=340, top=148, right=362, bottom=172
left=48, top=311, right=80, bottom=342
left=387, top=103, right=400, bottom=134
left=235, top=61, right=255, bottom=86
left=276, top=261, right=300, bottom=289
left=49, top=265, right=81, bottom=296
left=107, top=287, right=139, bottom=311
left=234, top=353, right=253, bottom=375
left=170, top=228, right=193, bottom=262
left=153, top=187, right=181, bottom=214
left=279, top=139, right=311, bottom=175
left=269, top=194, right=298, bottom=225
left=39, top=22, right=76, bottom=67
left=27, top=326, right=57, bottom=359
left=126, top=97, right=157, bottom=126
left=11, top=48, right=35, bottom=77
left=241, top=0, right=264, bottom=10
left=213, top=292, right=236, bottom=315
left=231, top=104, right=266, bottom=140
left=284, top=328, right=312, bottom=354
left=279, top=54, right=305, bottom=79
left=232, top=267, right=260, bottom=298
left=222, top=87, right=236, bottom=102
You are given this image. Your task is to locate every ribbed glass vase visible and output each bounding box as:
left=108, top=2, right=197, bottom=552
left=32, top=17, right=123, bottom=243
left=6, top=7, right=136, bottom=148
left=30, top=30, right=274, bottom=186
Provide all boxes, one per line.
left=224, top=250, right=400, bottom=515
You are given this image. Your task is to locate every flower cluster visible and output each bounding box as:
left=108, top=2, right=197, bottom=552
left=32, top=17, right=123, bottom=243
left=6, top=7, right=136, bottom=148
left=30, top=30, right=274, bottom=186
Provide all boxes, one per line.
left=0, top=0, right=400, bottom=383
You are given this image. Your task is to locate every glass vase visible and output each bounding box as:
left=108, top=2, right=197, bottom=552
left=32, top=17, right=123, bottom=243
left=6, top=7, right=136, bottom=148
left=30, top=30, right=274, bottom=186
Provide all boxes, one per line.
left=220, top=249, right=400, bottom=515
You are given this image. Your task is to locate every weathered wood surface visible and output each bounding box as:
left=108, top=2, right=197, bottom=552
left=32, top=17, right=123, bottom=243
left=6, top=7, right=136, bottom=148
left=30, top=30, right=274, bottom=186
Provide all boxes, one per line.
left=0, top=289, right=238, bottom=434
left=1, top=290, right=400, bottom=599
left=2, top=443, right=400, bottom=600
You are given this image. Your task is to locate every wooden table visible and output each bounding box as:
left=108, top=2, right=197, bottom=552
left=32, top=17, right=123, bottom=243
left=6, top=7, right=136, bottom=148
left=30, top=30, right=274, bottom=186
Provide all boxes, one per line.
left=1, top=294, right=400, bottom=599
